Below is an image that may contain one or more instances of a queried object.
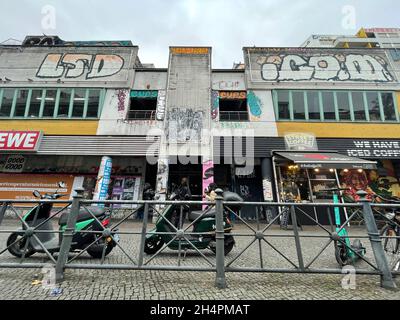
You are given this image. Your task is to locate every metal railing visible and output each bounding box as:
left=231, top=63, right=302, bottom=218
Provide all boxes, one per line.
left=0, top=188, right=398, bottom=290
left=126, top=110, right=156, bottom=120
left=219, top=111, right=249, bottom=122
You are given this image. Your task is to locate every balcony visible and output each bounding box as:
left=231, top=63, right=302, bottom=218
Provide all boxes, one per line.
left=126, top=110, right=156, bottom=121
left=219, top=111, right=249, bottom=122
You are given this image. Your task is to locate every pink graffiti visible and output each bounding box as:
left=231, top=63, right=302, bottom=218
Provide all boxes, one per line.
left=117, top=90, right=127, bottom=112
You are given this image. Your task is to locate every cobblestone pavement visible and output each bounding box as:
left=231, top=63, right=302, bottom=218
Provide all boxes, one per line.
left=0, top=216, right=400, bottom=300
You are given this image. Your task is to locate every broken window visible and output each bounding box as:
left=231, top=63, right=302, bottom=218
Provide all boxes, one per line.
left=218, top=91, right=248, bottom=122
left=127, top=91, right=157, bottom=120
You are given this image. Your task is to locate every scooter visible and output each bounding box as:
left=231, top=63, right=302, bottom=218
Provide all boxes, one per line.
left=144, top=190, right=242, bottom=256
left=7, top=182, right=118, bottom=259
left=320, top=188, right=366, bottom=267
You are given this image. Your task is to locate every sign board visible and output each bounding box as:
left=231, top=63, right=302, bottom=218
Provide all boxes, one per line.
left=284, top=133, right=318, bottom=151
left=3, top=155, right=26, bottom=173
left=0, top=131, right=42, bottom=152
left=0, top=174, right=74, bottom=206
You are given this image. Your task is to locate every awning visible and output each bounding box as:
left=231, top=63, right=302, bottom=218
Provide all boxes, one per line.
left=274, top=151, right=377, bottom=170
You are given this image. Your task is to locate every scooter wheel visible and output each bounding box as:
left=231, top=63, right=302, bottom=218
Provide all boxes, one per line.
left=7, top=232, right=34, bottom=258
left=334, top=242, right=349, bottom=267
left=87, top=242, right=113, bottom=259
left=210, top=236, right=235, bottom=256
left=144, top=236, right=164, bottom=254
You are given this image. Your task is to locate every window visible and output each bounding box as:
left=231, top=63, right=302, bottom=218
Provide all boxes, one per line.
left=292, top=91, right=306, bottom=120
left=273, top=90, right=398, bottom=123
left=72, top=89, right=85, bottom=118
left=14, top=89, right=29, bottom=117
left=381, top=92, right=397, bottom=121
left=307, top=91, right=321, bottom=120
left=28, top=90, right=43, bottom=118
left=336, top=92, right=351, bottom=120
left=57, top=89, right=71, bottom=118
left=218, top=91, right=248, bottom=121
left=42, top=90, right=57, bottom=117
left=352, top=92, right=367, bottom=121
left=322, top=92, right=335, bottom=120
left=366, top=92, right=381, bottom=121
left=277, top=90, right=290, bottom=120
left=0, top=89, right=14, bottom=117
left=87, top=90, right=101, bottom=118
left=127, top=91, right=158, bottom=120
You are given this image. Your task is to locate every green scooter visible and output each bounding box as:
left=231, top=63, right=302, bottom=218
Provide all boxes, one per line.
left=320, top=188, right=366, bottom=267
left=144, top=190, right=241, bottom=256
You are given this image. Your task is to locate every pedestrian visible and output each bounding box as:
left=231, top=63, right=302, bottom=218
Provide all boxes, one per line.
left=137, top=183, right=155, bottom=220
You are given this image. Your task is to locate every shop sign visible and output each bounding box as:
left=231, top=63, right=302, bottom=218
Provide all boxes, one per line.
left=3, top=155, right=26, bottom=173
left=0, top=131, right=42, bottom=152
left=284, top=133, right=318, bottom=151
left=346, top=140, right=400, bottom=159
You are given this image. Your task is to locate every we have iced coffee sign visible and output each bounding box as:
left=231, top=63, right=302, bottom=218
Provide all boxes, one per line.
left=347, top=140, right=400, bottom=159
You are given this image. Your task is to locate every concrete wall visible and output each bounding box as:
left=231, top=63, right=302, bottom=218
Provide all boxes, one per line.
left=0, top=46, right=138, bottom=88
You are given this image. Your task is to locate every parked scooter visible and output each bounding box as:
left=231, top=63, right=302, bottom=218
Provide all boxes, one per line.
left=144, top=188, right=241, bottom=255
left=7, top=182, right=118, bottom=259
left=320, top=188, right=366, bottom=266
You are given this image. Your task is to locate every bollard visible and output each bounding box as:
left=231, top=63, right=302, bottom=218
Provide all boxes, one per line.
left=214, top=188, right=226, bottom=289
left=55, top=188, right=84, bottom=282
left=357, top=190, right=397, bottom=290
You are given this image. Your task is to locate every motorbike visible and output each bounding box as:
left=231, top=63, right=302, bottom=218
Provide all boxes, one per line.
left=7, top=182, right=119, bottom=259
left=144, top=188, right=242, bottom=256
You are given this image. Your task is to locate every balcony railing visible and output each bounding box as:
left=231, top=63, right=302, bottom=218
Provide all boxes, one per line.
left=219, top=111, right=249, bottom=122
left=126, top=110, right=156, bottom=121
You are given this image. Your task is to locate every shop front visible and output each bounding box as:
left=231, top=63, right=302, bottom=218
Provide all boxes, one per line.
left=0, top=131, right=160, bottom=207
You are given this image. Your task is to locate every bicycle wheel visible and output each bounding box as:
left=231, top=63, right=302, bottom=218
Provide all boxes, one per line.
left=381, top=225, right=400, bottom=269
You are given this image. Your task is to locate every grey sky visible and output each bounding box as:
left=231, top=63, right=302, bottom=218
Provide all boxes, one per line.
left=0, top=0, right=398, bottom=68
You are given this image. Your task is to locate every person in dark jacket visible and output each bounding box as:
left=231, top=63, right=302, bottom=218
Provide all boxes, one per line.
left=137, top=183, right=155, bottom=220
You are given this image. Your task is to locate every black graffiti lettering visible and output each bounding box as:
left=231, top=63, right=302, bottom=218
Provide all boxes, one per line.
left=36, top=53, right=125, bottom=79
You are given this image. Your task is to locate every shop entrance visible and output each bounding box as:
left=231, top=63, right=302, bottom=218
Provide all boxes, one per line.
left=168, top=163, right=203, bottom=199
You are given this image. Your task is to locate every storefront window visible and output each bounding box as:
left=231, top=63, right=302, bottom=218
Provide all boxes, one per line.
left=0, top=88, right=14, bottom=117
left=292, top=91, right=306, bottom=120
left=274, top=90, right=398, bottom=123
left=14, top=89, right=29, bottom=117
left=57, top=89, right=71, bottom=118
left=352, top=92, right=367, bottom=121
left=381, top=92, right=397, bottom=121
left=28, top=89, right=43, bottom=118
left=366, top=92, right=381, bottom=121
left=337, top=92, right=352, bottom=121
left=322, top=92, right=335, bottom=120
left=42, top=90, right=57, bottom=117
left=307, top=91, right=321, bottom=120
left=277, top=90, right=290, bottom=120
left=72, top=89, right=85, bottom=118
left=87, top=90, right=101, bottom=118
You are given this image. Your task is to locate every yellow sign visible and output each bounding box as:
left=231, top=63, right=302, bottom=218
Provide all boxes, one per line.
left=171, top=47, right=209, bottom=55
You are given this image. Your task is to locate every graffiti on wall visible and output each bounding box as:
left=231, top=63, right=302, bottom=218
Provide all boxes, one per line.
left=202, top=160, right=214, bottom=209
left=247, top=91, right=262, bottom=121
left=211, top=91, right=219, bottom=121
left=130, top=90, right=158, bottom=98
left=249, top=49, right=395, bottom=82
left=212, top=80, right=241, bottom=90
left=36, top=53, right=124, bottom=79
left=116, top=89, right=128, bottom=113
left=156, top=90, right=167, bottom=121
left=167, top=108, right=203, bottom=143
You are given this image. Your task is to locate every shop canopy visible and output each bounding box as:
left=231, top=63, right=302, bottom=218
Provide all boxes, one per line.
left=274, top=151, right=377, bottom=170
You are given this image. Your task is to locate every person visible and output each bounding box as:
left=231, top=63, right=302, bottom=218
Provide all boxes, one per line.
left=171, top=177, right=192, bottom=228
left=176, top=177, right=191, bottom=200
left=137, top=183, right=155, bottom=220
left=205, top=183, right=218, bottom=202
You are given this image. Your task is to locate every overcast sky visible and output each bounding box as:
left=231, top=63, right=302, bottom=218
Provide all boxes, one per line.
left=0, top=0, right=399, bottom=68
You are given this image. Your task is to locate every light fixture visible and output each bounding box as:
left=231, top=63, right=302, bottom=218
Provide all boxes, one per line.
left=314, top=168, right=320, bottom=173
left=329, top=169, right=334, bottom=173
left=357, top=169, right=363, bottom=173
left=344, top=169, right=349, bottom=173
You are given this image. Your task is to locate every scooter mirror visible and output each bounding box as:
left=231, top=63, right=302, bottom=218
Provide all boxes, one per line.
left=33, top=190, right=41, bottom=198
left=58, top=181, right=66, bottom=188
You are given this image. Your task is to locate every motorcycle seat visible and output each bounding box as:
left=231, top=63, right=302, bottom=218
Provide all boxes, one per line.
left=189, top=210, right=216, bottom=222
left=58, top=206, right=108, bottom=225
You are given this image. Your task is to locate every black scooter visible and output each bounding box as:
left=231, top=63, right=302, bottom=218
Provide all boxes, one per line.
left=7, top=182, right=118, bottom=259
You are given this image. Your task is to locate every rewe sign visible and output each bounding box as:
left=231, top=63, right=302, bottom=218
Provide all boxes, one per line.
left=0, top=131, right=42, bottom=151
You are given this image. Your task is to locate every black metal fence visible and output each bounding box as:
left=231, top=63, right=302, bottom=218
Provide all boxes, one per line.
left=0, top=188, right=399, bottom=290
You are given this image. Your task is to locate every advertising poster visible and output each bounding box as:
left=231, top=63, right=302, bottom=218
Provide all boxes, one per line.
left=93, top=156, right=112, bottom=207
left=202, top=160, right=214, bottom=209
left=111, top=176, right=141, bottom=208
left=0, top=174, right=74, bottom=207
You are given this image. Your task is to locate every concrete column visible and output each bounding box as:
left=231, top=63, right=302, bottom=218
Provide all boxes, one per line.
left=154, top=157, right=169, bottom=223
left=261, top=157, right=277, bottom=222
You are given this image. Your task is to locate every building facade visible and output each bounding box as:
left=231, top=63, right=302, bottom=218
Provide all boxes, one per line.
left=1, top=35, right=400, bottom=223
